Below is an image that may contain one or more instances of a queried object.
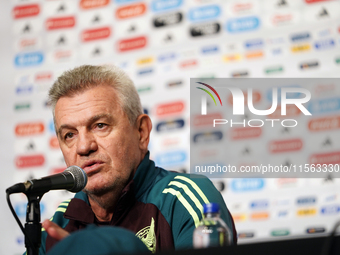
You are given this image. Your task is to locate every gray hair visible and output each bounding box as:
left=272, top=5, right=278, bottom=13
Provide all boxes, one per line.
left=48, top=65, right=143, bottom=126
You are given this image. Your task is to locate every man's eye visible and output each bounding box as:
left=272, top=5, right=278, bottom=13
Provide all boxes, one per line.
left=97, top=123, right=106, bottom=129
left=64, top=132, right=74, bottom=140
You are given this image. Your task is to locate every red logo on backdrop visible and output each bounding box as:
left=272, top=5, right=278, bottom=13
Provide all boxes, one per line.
left=20, top=38, right=37, bottom=49
left=269, top=105, right=302, bottom=119
left=15, top=122, right=45, bottom=136
left=35, top=72, right=52, bottom=82
left=310, top=151, right=340, bottom=165
left=193, top=113, right=223, bottom=127
left=118, top=36, right=147, bottom=52
left=231, top=127, right=262, bottom=140
left=179, top=60, right=197, bottom=69
left=308, top=116, right=340, bottom=132
left=81, top=27, right=111, bottom=42
left=13, top=4, right=40, bottom=19
left=156, top=101, right=185, bottom=116
left=80, top=0, right=110, bottom=9
left=116, top=3, right=146, bottom=19
left=49, top=136, right=60, bottom=149
left=233, top=3, right=253, bottom=13
left=228, top=90, right=261, bottom=105
left=269, top=139, right=303, bottom=153
left=16, top=154, right=45, bottom=168
left=305, top=0, right=331, bottom=3
left=272, top=14, right=293, bottom=25
left=46, top=17, right=75, bottom=30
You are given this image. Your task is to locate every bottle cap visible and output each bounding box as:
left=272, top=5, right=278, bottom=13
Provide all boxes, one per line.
left=203, top=203, right=220, bottom=214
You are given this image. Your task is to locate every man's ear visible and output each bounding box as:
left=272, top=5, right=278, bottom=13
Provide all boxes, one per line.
left=136, top=114, right=152, bottom=152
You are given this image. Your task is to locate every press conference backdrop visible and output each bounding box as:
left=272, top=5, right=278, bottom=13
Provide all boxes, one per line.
left=1, top=0, right=340, bottom=254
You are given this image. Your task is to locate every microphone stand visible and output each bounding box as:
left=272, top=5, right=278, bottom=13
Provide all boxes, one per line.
left=25, top=191, right=43, bottom=255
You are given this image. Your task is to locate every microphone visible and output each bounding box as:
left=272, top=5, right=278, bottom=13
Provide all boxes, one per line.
left=6, top=166, right=87, bottom=195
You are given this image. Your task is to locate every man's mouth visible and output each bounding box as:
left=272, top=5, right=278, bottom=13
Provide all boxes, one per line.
left=81, top=160, right=103, bottom=175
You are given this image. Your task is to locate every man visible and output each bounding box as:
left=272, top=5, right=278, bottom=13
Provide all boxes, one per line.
left=39, top=65, right=236, bottom=254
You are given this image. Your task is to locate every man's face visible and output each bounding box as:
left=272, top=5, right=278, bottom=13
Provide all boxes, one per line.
left=54, top=84, right=143, bottom=195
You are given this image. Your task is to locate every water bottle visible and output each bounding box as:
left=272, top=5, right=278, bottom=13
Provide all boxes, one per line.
left=193, top=203, right=232, bottom=248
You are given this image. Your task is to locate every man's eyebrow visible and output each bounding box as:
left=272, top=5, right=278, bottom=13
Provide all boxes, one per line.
left=57, top=114, right=114, bottom=137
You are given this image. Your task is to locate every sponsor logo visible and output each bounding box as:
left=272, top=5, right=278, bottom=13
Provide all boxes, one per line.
left=156, top=119, right=185, bottom=132
left=49, top=136, right=60, bottom=149
left=155, top=151, right=186, bottom=166
left=151, top=0, right=183, bottom=12
left=193, top=113, right=223, bottom=127
left=306, top=227, right=325, bottom=234
left=116, top=3, right=146, bottom=19
left=167, top=80, right=183, bottom=88
left=118, top=36, right=147, bottom=52
left=321, top=205, right=340, bottom=215
left=158, top=52, right=176, bottom=62
left=201, top=45, right=219, bottom=54
left=193, top=131, right=223, bottom=143
left=238, top=232, right=255, bottom=238
left=223, top=54, right=242, bottom=62
left=137, top=68, right=153, bottom=76
left=18, top=38, right=38, bottom=50
left=291, top=32, right=311, bottom=42
left=227, top=16, right=260, bottom=33
left=315, top=39, right=335, bottom=50
left=269, top=139, right=303, bottom=153
left=232, top=3, right=253, bottom=14
left=14, top=52, right=44, bottom=67
left=244, top=39, right=263, bottom=49
left=137, top=57, right=154, bottom=65
left=16, top=85, right=33, bottom=95
left=300, top=61, right=319, bottom=70
left=291, top=44, right=311, bottom=53
left=297, top=197, right=317, bottom=205
left=80, top=0, right=110, bottom=9
left=35, top=72, right=52, bottom=82
left=188, top=5, right=220, bottom=21
left=15, top=103, right=31, bottom=111
left=309, top=116, right=340, bottom=132
left=232, top=71, right=248, bottom=77
left=153, top=12, right=182, bottom=28
left=297, top=208, right=317, bottom=216
left=179, top=60, right=197, bottom=69
left=190, top=22, right=220, bottom=37
left=277, top=210, right=289, bottom=218
left=265, top=66, right=284, bottom=74
left=137, top=85, right=152, bottom=93
left=310, top=151, right=340, bottom=165
left=308, top=97, right=340, bottom=114
left=15, top=154, right=45, bottom=168
left=231, top=178, right=264, bottom=192
left=232, top=214, right=247, bottom=222
left=81, top=27, right=111, bottom=42
left=15, top=122, right=44, bottom=136
left=13, top=4, right=40, bottom=19
left=271, top=14, right=293, bottom=25
left=156, top=101, right=184, bottom=116
left=305, top=0, right=331, bottom=3
left=245, top=51, right=263, bottom=59
left=271, top=230, right=290, bottom=236
left=251, top=212, right=269, bottom=220
left=46, top=17, right=76, bottom=30
left=231, top=127, right=262, bottom=140
left=250, top=200, right=269, bottom=209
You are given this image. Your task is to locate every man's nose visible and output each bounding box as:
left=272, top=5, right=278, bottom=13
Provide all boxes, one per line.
left=76, top=131, right=98, bottom=156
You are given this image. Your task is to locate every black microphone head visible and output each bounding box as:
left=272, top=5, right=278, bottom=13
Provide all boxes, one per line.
left=64, top=166, right=88, bottom=192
